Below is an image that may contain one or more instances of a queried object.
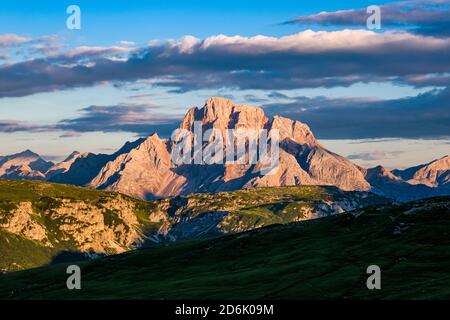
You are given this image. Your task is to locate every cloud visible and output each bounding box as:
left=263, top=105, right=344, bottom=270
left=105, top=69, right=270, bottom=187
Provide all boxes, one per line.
left=51, top=45, right=136, bottom=61
left=262, top=87, right=450, bottom=139
left=347, top=151, right=387, bottom=161
left=56, top=104, right=181, bottom=136
left=284, top=0, right=450, bottom=37
left=0, top=34, right=32, bottom=47
left=0, top=104, right=181, bottom=137
left=348, top=138, right=402, bottom=144
left=1, top=30, right=450, bottom=98
left=347, top=150, right=405, bottom=161
left=0, top=120, right=51, bottom=133
left=40, top=154, right=63, bottom=162
left=242, top=94, right=267, bottom=103
left=59, top=131, right=82, bottom=138
left=267, top=91, right=291, bottom=99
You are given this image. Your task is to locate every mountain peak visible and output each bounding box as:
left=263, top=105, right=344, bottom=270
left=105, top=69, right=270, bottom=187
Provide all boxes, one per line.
left=435, top=155, right=450, bottom=165
left=271, top=115, right=317, bottom=146
left=64, top=151, right=81, bottom=161
left=205, top=97, right=236, bottom=110
left=181, top=97, right=268, bottom=132
left=408, top=155, right=450, bottom=187
left=15, top=149, right=40, bottom=158
left=365, top=165, right=401, bottom=181
left=0, top=149, right=53, bottom=177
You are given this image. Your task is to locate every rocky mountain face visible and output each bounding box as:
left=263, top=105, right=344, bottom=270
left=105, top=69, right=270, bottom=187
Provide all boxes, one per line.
left=0, top=150, right=53, bottom=181
left=364, top=156, right=450, bottom=202
left=1, top=98, right=448, bottom=201
left=47, top=138, right=146, bottom=186
left=46, top=151, right=84, bottom=179
left=62, top=97, right=371, bottom=199
left=0, top=180, right=389, bottom=271
left=408, top=156, right=450, bottom=188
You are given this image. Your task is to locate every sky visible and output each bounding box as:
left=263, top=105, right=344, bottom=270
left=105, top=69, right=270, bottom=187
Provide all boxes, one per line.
left=0, top=0, right=449, bottom=169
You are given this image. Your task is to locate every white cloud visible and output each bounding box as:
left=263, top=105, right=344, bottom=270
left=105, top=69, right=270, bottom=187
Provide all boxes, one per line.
left=0, top=34, right=32, bottom=47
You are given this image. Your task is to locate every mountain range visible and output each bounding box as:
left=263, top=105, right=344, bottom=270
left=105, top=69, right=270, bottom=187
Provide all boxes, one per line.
left=1, top=97, right=449, bottom=202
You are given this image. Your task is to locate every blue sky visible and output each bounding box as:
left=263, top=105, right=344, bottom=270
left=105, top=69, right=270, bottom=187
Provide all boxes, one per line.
left=0, top=0, right=400, bottom=42
left=0, top=0, right=449, bottom=168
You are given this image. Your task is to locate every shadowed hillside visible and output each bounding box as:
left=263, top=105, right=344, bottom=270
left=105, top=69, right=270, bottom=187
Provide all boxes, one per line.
left=1, top=196, right=449, bottom=299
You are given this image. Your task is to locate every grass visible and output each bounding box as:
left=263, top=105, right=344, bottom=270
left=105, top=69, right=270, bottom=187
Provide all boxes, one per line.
left=0, top=196, right=449, bottom=299
left=0, top=230, right=57, bottom=272
left=0, top=179, right=389, bottom=273
left=0, top=179, right=158, bottom=259
left=177, top=185, right=332, bottom=216
left=156, top=185, right=388, bottom=233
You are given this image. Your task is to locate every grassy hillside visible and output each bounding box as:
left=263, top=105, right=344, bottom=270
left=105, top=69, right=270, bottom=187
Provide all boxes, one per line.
left=0, top=229, right=56, bottom=272
left=149, top=185, right=389, bottom=239
left=0, top=179, right=388, bottom=272
left=0, top=179, right=159, bottom=271
left=1, top=196, right=449, bottom=299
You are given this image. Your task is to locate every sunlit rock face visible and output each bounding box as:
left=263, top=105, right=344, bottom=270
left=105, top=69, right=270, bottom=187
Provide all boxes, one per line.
left=2, top=98, right=448, bottom=201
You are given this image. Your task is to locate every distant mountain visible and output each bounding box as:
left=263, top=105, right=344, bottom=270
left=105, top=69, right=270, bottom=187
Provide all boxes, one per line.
left=364, top=157, right=450, bottom=201
left=0, top=98, right=448, bottom=202
left=0, top=150, right=53, bottom=181
left=47, top=152, right=112, bottom=186
left=3, top=164, right=47, bottom=181
left=408, top=155, right=450, bottom=188
left=0, top=179, right=388, bottom=272
left=45, top=151, right=84, bottom=179
left=47, top=138, right=146, bottom=186
left=393, top=163, right=428, bottom=181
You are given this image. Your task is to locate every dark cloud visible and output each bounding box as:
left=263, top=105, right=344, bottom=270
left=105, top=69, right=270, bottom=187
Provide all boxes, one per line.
left=40, top=154, right=63, bottom=162
left=348, top=138, right=402, bottom=144
left=347, top=151, right=387, bottom=161
left=1, top=30, right=450, bottom=98
left=284, top=0, right=450, bottom=37
left=262, top=87, right=450, bottom=139
left=242, top=94, right=268, bottom=103
left=0, top=120, right=51, bottom=133
left=59, top=132, right=82, bottom=138
left=0, top=105, right=181, bottom=138
left=56, top=104, right=181, bottom=137
left=347, top=150, right=405, bottom=161
left=267, top=91, right=291, bottom=99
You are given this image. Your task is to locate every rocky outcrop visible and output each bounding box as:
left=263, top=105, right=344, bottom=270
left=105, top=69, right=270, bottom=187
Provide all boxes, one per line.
left=0, top=202, right=48, bottom=243
left=150, top=185, right=389, bottom=242
left=49, top=197, right=142, bottom=253
left=0, top=190, right=148, bottom=254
